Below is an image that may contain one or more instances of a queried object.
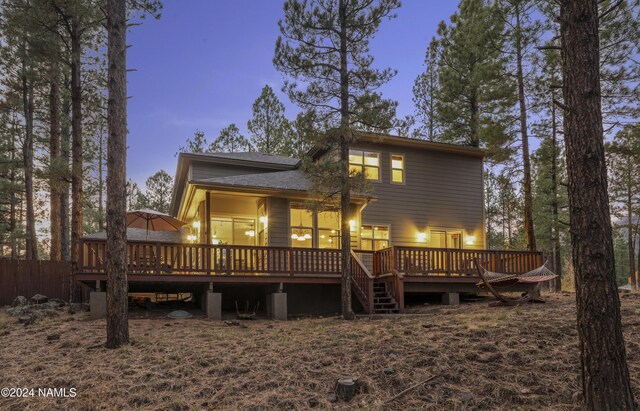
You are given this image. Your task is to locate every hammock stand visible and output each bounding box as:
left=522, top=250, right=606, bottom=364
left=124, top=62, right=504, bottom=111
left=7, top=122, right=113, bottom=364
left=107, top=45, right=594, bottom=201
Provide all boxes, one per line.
left=473, top=258, right=558, bottom=306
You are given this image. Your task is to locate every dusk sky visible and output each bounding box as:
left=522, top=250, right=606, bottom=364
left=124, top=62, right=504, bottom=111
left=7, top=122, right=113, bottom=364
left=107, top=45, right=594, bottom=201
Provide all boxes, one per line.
left=126, top=1, right=459, bottom=184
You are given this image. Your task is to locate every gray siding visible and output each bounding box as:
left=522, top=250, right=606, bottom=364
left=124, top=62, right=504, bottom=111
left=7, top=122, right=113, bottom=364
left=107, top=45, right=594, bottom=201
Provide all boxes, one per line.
left=190, top=161, right=278, bottom=181
left=353, top=142, right=485, bottom=249
left=267, top=197, right=289, bottom=247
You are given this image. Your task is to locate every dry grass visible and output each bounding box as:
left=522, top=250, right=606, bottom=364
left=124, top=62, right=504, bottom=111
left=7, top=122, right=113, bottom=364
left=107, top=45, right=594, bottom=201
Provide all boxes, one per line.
left=2, top=293, right=640, bottom=410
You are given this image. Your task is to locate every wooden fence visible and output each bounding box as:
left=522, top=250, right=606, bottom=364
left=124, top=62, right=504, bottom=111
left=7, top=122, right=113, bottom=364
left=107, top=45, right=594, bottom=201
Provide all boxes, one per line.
left=0, top=260, right=73, bottom=305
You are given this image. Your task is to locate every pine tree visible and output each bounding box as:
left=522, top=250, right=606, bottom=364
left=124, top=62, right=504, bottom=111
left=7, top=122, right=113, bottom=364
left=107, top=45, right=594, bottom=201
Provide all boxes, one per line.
left=106, top=0, right=129, bottom=349
left=144, top=170, right=173, bottom=213
left=499, top=0, right=544, bottom=251
left=210, top=124, right=252, bottom=152
left=559, top=0, right=635, bottom=407
left=598, top=0, right=640, bottom=131
left=274, top=0, right=400, bottom=319
left=247, top=85, right=293, bottom=154
left=287, top=110, right=317, bottom=158
left=177, top=129, right=208, bottom=155
left=412, top=37, right=440, bottom=140
left=606, top=124, right=640, bottom=288
left=436, top=0, right=516, bottom=159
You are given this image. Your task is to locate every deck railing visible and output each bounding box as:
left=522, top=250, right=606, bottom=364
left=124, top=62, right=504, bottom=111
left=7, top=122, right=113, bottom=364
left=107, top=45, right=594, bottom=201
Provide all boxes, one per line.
left=80, top=239, right=342, bottom=276
left=382, top=246, right=543, bottom=276
left=80, top=240, right=542, bottom=278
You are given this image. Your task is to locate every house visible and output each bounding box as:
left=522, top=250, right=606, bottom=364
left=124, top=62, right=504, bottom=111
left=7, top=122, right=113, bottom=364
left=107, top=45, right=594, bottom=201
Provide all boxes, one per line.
left=77, top=132, right=542, bottom=319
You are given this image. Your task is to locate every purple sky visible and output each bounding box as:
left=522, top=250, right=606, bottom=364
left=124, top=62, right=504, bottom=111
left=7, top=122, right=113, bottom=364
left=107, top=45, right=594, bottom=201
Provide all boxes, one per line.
left=126, top=1, right=459, bottom=184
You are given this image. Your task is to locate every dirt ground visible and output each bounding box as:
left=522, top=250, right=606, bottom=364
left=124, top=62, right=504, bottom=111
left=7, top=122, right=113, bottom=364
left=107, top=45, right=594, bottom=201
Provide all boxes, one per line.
left=2, top=292, right=640, bottom=410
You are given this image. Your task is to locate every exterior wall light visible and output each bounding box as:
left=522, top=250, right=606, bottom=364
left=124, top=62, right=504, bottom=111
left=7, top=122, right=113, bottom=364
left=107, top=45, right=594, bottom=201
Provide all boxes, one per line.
left=416, top=232, right=427, bottom=242
left=465, top=235, right=476, bottom=245
left=259, top=216, right=268, bottom=226
left=192, top=220, right=200, bottom=229
left=349, top=220, right=357, bottom=231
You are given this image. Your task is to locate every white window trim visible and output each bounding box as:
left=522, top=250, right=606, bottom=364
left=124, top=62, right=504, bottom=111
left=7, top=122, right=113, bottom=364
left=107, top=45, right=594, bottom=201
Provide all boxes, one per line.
left=390, top=153, right=406, bottom=185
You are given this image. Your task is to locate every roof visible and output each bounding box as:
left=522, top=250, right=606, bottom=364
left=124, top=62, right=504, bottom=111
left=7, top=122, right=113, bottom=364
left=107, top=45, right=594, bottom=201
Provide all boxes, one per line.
left=307, top=131, right=486, bottom=159
left=180, top=151, right=300, bottom=167
left=83, top=227, right=186, bottom=243
left=170, top=151, right=301, bottom=215
left=193, top=169, right=373, bottom=199
left=194, top=169, right=311, bottom=192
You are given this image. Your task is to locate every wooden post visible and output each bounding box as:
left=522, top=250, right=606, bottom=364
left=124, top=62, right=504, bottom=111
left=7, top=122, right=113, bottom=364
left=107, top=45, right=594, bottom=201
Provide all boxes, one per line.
left=77, top=239, right=84, bottom=273
left=155, top=242, right=161, bottom=274
left=491, top=250, right=498, bottom=272
left=225, top=245, right=231, bottom=275
left=288, top=248, right=293, bottom=276
left=446, top=248, right=452, bottom=276
left=396, top=276, right=404, bottom=313
left=368, top=280, right=374, bottom=313
left=205, top=193, right=211, bottom=274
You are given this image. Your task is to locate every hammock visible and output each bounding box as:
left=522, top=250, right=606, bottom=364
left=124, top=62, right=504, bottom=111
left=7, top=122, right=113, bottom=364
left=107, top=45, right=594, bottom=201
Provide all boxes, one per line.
left=474, top=258, right=558, bottom=306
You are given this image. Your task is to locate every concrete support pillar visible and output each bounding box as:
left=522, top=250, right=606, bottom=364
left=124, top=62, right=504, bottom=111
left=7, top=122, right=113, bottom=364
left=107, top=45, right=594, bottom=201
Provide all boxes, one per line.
left=205, top=292, right=222, bottom=320
left=90, top=291, right=106, bottom=319
left=267, top=293, right=287, bottom=321
left=442, top=292, right=459, bottom=306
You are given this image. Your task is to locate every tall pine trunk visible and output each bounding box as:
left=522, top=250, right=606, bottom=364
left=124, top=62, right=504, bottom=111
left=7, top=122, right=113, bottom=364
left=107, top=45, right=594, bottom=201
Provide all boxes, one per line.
left=627, top=188, right=636, bottom=288
left=9, top=117, right=17, bottom=259
left=22, top=58, right=37, bottom=260
left=50, top=69, right=62, bottom=261
left=551, top=91, right=562, bottom=291
left=98, top=123, right=105, bottom=230
left=106, top=0, right=129, bottom=348
left=61, top=81, right=71, bottom=262
left=560, top=0, right=635, bottom=408
left=70, top=22, right=84, bottom=275
left=339, top=0, right=354, bottom=320
left=515, top=5, right=535, bottom=251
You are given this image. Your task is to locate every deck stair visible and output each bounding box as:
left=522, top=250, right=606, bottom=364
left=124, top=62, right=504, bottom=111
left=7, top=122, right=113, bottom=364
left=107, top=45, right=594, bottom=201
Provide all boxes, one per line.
left=372, top=282, right=400, bottom=314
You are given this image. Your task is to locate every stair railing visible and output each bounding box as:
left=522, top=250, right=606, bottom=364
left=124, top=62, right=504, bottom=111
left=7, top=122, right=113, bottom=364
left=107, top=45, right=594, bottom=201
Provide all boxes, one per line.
left=350, top=250, right=374, bottom=313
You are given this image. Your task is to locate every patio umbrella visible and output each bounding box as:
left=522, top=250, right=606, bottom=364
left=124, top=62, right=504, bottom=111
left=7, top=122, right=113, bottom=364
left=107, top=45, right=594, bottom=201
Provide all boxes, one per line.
left=126, top=209, right=187, bottom=240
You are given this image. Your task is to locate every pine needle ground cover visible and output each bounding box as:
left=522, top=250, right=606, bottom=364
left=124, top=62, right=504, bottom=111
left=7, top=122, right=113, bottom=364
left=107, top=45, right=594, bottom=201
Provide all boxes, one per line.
left=2, top=293, right=640, bottom=410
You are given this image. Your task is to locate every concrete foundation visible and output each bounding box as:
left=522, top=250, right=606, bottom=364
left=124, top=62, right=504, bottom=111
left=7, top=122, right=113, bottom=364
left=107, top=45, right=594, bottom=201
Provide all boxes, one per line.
left=90, top=291, right=106, bottom=319
left=205, top=292, right=222, bottom=320
left=442, top=292, right=459, bottom=306
left=267, top=293, right=287, bottom=321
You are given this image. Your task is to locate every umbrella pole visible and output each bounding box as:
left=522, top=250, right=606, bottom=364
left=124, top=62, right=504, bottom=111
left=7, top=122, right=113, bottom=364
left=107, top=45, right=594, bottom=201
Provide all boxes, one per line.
left=146, top=218, right=149, bottom=241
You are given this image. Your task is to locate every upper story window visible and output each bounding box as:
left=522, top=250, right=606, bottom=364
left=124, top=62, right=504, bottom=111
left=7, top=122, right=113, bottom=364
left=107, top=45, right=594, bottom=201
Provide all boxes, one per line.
left=349, top=150, right=380, bottom=181
left=391, top=154, right=405, bottom=184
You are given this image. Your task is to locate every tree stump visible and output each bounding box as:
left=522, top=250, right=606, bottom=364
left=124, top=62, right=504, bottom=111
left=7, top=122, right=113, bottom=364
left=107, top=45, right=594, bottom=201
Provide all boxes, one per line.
left=335, top=377, right=358, bottom=402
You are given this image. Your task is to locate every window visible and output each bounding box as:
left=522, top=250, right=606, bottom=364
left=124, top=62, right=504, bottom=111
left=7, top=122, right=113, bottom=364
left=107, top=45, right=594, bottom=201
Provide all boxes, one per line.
left=349, top=150, right=380, bottom=180
left=318, top=209, right=340, bottom=249
left=211, top=218, right=255, bottom=245
left=428, top=229, right=462, bottom=249
left=290, top=203, right=313, bottom=248
left=391, top=154, right=405, bottom=184
left=361, top=225, right=390, bottom=251
left=258, top=202, right=268, bottom=246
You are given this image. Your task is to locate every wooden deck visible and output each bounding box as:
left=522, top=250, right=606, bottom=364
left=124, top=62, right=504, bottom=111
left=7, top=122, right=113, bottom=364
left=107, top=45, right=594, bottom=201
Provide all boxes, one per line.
left=77, top=239, right=543, bottom=314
